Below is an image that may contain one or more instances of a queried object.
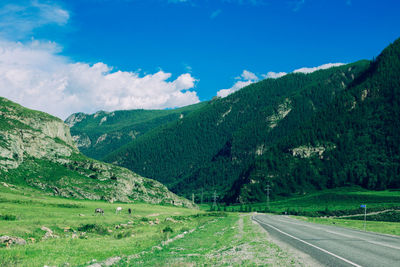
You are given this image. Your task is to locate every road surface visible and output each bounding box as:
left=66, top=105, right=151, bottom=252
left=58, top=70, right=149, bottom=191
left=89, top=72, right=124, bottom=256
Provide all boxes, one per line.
left=253, top=214, right=400, bottom=267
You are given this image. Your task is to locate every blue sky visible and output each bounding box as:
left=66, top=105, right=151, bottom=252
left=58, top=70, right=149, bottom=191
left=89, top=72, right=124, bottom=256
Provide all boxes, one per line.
left=0, top=0, right=399, bottom=118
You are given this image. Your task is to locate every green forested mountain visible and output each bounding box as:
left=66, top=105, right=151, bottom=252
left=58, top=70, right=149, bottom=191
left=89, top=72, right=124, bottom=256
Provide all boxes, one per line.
left=227, top=38, right=400, bottom=203
left=66, top=102, right=206, bottom=160
left=103, top=58, right=370, bottom=201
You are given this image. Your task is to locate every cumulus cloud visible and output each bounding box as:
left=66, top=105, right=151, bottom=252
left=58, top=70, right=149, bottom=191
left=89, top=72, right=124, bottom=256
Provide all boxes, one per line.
left=262, top=71, right=287, bottom=79
left=0, top=40, right=199, bottom=119
left=293, top=63, right=345, bottom=74
left=0, top=0, right=69, bottom=40
left=0, top=0, right=199, bottom=119
left=238, top=70, right=258, bottom=81
left=217, top=62, right=346, bottom=98
left=217, top=70, right=258, bottom=98
left=217, top=80, right=254, bottom=98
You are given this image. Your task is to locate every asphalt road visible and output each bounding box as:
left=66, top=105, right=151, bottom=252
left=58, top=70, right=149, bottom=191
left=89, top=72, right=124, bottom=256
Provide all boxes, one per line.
left=253, top=214, right=400, bottom=267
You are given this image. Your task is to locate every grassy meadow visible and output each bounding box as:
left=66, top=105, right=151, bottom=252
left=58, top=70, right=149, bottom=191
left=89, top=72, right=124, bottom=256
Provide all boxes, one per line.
left=223, top=187, right=400, bottom=237
left=117, top=214, right=300, bottom=266
left=0, top=184, right=205, bottom=266
left=0, top=184, right=302, bottom=267
left=224, top=187, right=400, bottom=218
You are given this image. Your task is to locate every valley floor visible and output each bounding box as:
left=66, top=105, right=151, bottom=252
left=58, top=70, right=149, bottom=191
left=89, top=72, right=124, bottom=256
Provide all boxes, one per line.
left=0, top=185, right=303, bottom=267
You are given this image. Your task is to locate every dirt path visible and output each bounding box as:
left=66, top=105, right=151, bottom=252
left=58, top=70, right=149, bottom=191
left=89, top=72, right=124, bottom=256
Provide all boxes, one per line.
left=333, top=209, right=400, bottom=218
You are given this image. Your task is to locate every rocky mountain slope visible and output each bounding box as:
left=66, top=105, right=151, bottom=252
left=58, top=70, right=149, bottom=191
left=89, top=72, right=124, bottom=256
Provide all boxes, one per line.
left=0, top=97, right=194, bottom=207
left=66, top=102, right=206, bottom=160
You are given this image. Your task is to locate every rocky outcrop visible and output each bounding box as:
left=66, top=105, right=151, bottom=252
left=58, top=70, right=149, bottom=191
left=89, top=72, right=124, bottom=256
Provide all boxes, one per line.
left=0, top=235, right=26, bottom=246
left=266, top=98, right=292, bottom=128
left=65, top=112, right=87, bottom=127
left=291, top=143, right=336, bottom=159
left=0, top=97, right=195, bottom=208
left=0, top=98, right=78, bottom=171
left=72, top=134, right=92, bottom=148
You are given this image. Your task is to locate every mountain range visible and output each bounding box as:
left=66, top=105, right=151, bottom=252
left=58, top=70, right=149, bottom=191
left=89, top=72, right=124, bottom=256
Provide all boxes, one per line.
left=6, top=38, right=398, bottom=205
left=67, top=38, right=400, bottom=203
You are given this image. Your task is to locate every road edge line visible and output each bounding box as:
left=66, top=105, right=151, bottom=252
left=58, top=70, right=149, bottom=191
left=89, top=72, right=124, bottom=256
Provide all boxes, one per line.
left=252, top=216, right=363, bottom=267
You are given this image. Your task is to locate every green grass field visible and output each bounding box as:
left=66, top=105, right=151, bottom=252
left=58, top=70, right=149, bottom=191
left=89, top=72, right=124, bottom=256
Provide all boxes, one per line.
left=0, top=185, right=302, bottom=267
left=0, top=185, right=205, bottom=266
left=223, top=187, right=400, bottom=237
left=117, top=214, right=300, bottom=266
left=225, top=187, right=400, bottom=218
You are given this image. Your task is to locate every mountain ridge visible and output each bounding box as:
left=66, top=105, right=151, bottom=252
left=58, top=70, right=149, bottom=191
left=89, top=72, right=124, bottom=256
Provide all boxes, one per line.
left=102, top=60, right=370, bottom=200
left=66, top=102, right=207, bottom=160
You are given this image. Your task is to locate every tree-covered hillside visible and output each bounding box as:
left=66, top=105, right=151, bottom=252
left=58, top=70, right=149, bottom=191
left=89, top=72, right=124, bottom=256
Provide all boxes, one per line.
left=66, top=102, right=206, bottom=160
left=104, top=59, right=369, bottom=201
left=228, top=38, right=400, bottom=203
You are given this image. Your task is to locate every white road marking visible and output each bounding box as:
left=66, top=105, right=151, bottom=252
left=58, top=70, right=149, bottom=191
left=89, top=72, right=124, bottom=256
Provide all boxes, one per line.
left=367, top=240, right=400, bottom=251
left=325, top=229, right=357, bottom=239
left=269, top=216, right=400, bottom=251
left=254, top=217, right=363, bottom=267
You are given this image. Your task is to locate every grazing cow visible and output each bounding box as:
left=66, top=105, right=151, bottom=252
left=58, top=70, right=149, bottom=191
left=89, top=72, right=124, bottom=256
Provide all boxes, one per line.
left=116, top=207, right=122, bottom=214
left=95, top=208, right=104, bottom=215
left=128, top=208, right=132, bottom=215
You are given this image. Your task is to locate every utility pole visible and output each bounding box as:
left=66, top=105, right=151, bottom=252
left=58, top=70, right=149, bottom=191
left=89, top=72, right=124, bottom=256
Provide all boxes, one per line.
left=360, top=204, right=367, bottom=231
left=213, top=190, right=217, bottom=208
left=364, top=204, right=367, bottom=231
left=266, top=183, right=271, bottom=211
left=201, top=188, right=204, bottom=205
left=192, top=193, right=195, bottom=204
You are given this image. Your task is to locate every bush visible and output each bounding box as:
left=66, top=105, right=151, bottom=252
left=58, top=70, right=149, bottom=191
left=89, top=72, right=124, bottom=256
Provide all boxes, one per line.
left=77, top=224, right=108, bottom=235
left=162, top=226, right=173, bottom=233
left=0, top=214, right=17, bottom=221
left=114, top=230, right=133, bottom=239
left=180, top=227, right=190, bottom=232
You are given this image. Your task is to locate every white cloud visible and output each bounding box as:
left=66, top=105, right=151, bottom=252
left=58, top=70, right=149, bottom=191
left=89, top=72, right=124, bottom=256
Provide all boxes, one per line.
left=0, top=0, right=69, bottom=39
left=217, top=80, right=254, bottom=98
left=0, top=0, right=199, bottom=119
left=262, top=71, right=287, bottom=79
left=239, top=70, right=258, bottom=81
left=217, top=62, right=346, bottom=98
left=293, top=63, right=345, bottom=74
left=0, top=40, right=200, bottom=119
left=217, top=70, right=258, bottom=98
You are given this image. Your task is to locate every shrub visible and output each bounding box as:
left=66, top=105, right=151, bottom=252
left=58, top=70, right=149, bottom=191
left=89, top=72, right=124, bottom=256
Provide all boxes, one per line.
left=180, top=227, right=190, bottom=232
left=114, top=230, right=133, bottom=239
left=77, top=224, right=108, bottom=235
left=162, top=226, right=173, bottom=233
left=140, top=217, right=149, bottom=222
left=0, top=214, right=17, bottom=221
